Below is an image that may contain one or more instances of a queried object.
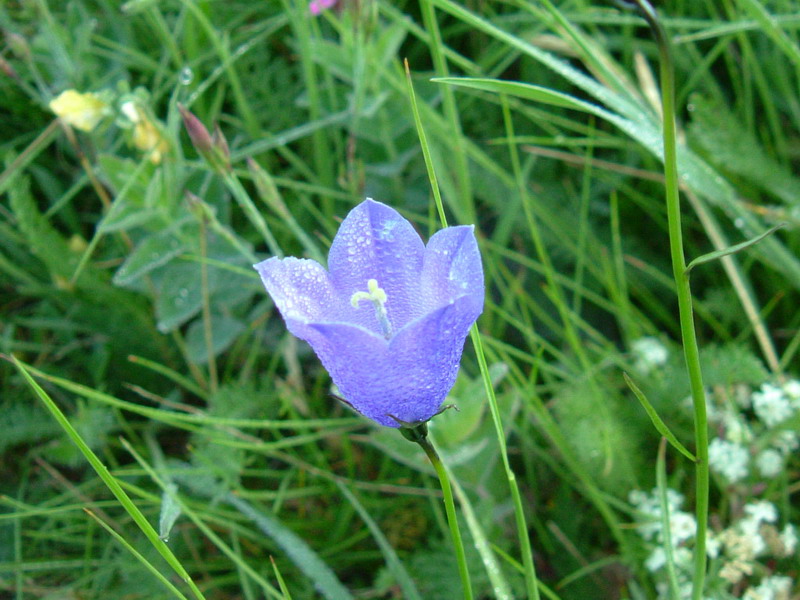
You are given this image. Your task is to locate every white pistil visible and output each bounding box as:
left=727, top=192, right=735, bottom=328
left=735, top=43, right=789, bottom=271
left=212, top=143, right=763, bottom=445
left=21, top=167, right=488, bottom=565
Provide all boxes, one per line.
left=350, top=278, right=392, bottom=338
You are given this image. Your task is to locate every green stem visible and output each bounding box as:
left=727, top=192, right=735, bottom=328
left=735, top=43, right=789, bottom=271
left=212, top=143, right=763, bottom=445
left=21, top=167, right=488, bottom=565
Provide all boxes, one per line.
left=405, top=63, right=538, bottom=598
left=404, top=426, right=473, bottom=600
left=632, top=2, right=709, bottom=597
left=418, top=0, right=475, bottom=224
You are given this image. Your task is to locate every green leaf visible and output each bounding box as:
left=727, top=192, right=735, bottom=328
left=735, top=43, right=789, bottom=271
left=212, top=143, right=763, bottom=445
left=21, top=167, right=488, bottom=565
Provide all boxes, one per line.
left=113, top=228, right=188, bottom=286
left=11, top=356, right=207, bottom=600
left=8, top=174, right=75, bottom=279
left=44, top=401, right=116, bottom=467
left=434, top=77, right=608, bottom=114
left=270, top=557, right=294, bottom=600
left=226, top=494, right=354, bottom=600
left=158, top=483, right=182, bottom=542
left=623, top=373, right=696, bottom=462
left=431, top=0, right=800, bottom=288
left=685, top=224, right=786, bottom=273
left=334, top=482, right=422, bottom=600
left=433, top=363, right=507, bottom=448
left=699, top=344, right=769, bottom=388
left=0, top=402, right=60, bottom=454
left=85, top=509, right=189, bottom=600
left=97, top=154, right=158, bottom=233
left=185, top=314, right=245, bottom=364
left=688, top=98, right=800, bottom=207
left=153, top=261, right=204, bottom=332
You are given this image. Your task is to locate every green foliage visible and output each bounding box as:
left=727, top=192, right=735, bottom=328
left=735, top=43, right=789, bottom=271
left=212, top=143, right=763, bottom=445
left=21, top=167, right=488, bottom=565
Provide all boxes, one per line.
left=43, top=400, right=117, bottom=467
left=688, top=96, right=800, bottom=210
left=699, top=344, right=769, bottom=388
left=0, top=401, right=60, bottom=455
left=553, top=377, right=646, bottom=494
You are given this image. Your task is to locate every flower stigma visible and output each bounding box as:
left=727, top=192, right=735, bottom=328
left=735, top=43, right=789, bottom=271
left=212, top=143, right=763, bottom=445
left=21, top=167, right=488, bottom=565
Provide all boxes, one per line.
left=350, top=279, right=392, bottom=338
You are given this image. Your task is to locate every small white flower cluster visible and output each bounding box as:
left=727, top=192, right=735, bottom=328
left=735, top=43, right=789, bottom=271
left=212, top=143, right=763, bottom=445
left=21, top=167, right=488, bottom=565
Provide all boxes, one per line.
left=751, top=382, right=800, bottom=427
left=629, top=490, right=798, bottom=599
left=716, top=501, right=797, bottom=585
left=703, top=380, right=800, bottom=484
left=629, top=489, right=703, bottom=599
left=631, top=336, right=669, bottom=375
left=742, top=575, right=793, bottom=600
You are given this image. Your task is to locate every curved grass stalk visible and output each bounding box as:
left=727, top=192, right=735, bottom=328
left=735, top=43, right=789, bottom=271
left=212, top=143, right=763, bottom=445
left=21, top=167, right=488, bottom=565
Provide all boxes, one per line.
left=404, top=59, right=539, bottom=600
left=629, top=2, right=709, bottom=597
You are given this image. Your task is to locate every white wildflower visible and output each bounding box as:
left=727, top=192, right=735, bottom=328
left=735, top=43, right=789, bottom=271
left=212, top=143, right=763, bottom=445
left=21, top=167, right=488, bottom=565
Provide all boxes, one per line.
left=780, top=524, right=797, bottom=556
left=697, top=392, right=722, bottom=423
left=664, top=488, right=685, bottom=513
left=771, top=430, right=799, bottom=455
left=722, top=410, right=753, bottom=444
left=755, top=448, right=784, bottom=477
left=708, top=438, right=750, bottom=483
left=629, top=488, right=692, bottom=543
left=737, top=502, right=777, bottom=557
left=719, top=527, right=757, bottom=583
left=670, top=512, right=697, bottom=545
left=744, top=501, right=778, bottom=525
left=706, top=533, right=721, bottom=559
left=646, top=547, right=666, bottom=572
left=672, top=547, right=692, bottom=567
left=782, top=378, right=800, bottom=404
left=752, top=383, right=795, bottom=427
left=734, top=383, right=753, bottom=409
left=628, top=489, right=648, bottom=508
left=742, top=575, right=793, bottom=600
left=120, top=100, right=140, bottom=123
left=631, top=336, right=668, bottom=374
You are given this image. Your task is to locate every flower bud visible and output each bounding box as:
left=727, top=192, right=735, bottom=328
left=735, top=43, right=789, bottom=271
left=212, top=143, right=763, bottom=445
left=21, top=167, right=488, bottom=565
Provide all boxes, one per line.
left=211, top=123, right=231, bottom=171
left=178, top=104, right=213, bottom=156
left=5, top=32, right=30, bottom=61
left=179, top=104, right=230, bottom=173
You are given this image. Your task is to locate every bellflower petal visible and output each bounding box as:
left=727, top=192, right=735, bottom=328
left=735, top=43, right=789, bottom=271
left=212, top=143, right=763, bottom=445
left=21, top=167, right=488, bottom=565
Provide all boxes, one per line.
left=328, top=199, right=425, bottom=332
left=420, top=225, right=484, bottom=315
left=254, top=199, right=484, bottom=428
left=306, top=295, right=479, bottom=427
left=254, top=257, right=347, bottom=339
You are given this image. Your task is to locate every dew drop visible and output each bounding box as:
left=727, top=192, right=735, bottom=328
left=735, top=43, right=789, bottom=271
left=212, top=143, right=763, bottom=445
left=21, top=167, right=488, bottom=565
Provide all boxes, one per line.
left=179, top=66, right=194, bottom=86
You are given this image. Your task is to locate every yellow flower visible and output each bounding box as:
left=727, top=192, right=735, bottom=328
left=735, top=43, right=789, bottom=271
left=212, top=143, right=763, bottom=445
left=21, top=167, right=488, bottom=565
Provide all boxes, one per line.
left=120, top=100, right=169, bottom=164
left=49, top=89, right=109, bottom=132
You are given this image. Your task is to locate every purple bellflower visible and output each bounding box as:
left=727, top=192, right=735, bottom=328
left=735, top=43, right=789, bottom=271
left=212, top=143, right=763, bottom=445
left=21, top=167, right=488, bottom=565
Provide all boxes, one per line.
left=254, top=199, right=484, bottom=428
left=309, top=0, right=337, bottom=15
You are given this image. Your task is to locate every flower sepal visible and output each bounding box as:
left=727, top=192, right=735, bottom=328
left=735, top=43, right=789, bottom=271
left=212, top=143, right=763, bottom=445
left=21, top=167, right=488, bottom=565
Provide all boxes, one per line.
left=394, top=404, right=458, bottom=442
left=398, top=421, right=429, bottom=443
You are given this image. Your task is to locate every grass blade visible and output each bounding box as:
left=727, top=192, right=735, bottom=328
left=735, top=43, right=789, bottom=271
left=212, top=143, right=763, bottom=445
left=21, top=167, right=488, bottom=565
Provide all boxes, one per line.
left=623, top=373, right=695, bottom=462
left=84, top=508, right=190, bottom=600
left=10, top=355, right=207, bottom=600
left=335, top=481, right=423, bottom=600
